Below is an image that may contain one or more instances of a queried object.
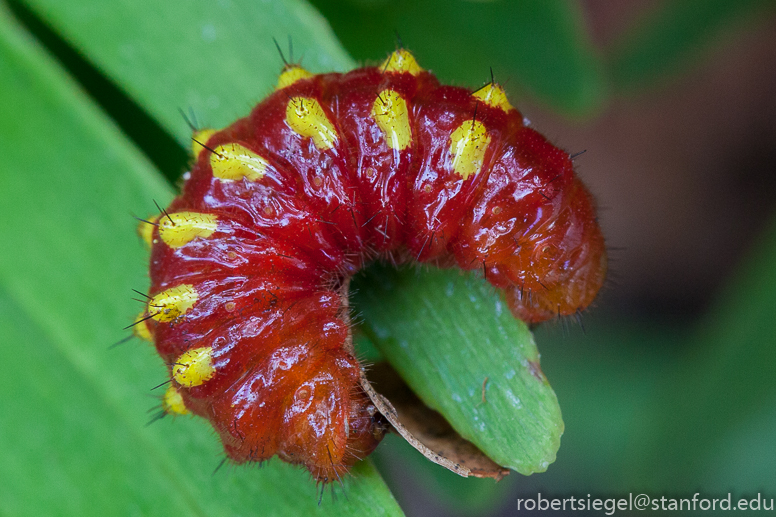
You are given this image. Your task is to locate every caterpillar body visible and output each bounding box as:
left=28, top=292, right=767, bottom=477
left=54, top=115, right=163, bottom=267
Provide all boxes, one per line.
left=136, top=49, right=606, bottom=482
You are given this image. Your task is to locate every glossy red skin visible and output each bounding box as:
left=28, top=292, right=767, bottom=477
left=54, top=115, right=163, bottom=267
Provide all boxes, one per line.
left=146, top=66, right=606, bottom=482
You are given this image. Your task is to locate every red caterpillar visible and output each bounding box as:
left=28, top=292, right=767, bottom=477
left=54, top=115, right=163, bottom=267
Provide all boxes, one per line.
left=135, top=49, right=606, bottom=482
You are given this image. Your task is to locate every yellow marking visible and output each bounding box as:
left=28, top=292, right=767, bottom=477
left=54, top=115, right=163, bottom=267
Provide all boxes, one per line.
left=449, top=120, right=492, bottom=180
left=210, top=143, right=268, bottom=182
left=276, top=65, right=313, bottom=89
left=132, top=311, right=153, bottom=341
left=162, top=385, right=190, bottom=415
left=137, top=214, right=159, bottom=248
left=472, top=83, right=514, bottom=113
left=158, top=211, right=218, bottom=248
left=285, top=97, right=338, bottom=150
left=192, top=128, right=217, bottom=158
left=371, top=89, right=412, bottom=150
left=148, top=284, right=199, bottom=322
left=381, top=49, right=423, bottom=76
left=173, top=347, right=215, bottom=388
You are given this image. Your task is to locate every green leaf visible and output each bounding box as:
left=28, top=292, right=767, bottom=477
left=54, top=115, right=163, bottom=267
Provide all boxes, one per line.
left=18, top=0, right=355, bottom=146
left=609, top=0, right=776, bottom=91
left=309, top=0, right=607, bottom=116
left=0, top=6, right=400, bottom=516
left=353, top=265, right=564, bottom=475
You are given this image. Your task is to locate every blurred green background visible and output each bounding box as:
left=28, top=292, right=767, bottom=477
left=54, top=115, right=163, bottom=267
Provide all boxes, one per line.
left=1, top=0, right=775, bottom=515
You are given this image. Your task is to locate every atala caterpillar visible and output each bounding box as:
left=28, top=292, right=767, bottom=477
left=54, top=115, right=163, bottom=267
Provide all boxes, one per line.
left=134, top=48, right=606, bottom=482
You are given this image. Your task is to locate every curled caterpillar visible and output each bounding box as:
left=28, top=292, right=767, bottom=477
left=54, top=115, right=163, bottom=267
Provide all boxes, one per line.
left=136, top=48, right=606, bottom=483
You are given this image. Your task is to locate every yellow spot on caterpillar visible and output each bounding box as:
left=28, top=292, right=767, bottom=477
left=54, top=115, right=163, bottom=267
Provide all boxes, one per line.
left=449, top=120, right=491, bottom=180
left=173, top=347, right=215, bottom=388
left=210, top=143, right=268, bottom=182
left=137, top=214, right=159, bottom=248
left=371, top=89, right=412, bottom=150
left=192, top=128, right=217, bottom=158
left=381, top=49, right=423, bottom=76
left=472, top=83, right=514, bottom=113
left=286, top=97, right=338, bottom=150
left=148, top=284, right=199, bottom=322
left=276, top=65, right=313, bottom=89
left=158, top=211, right=218, bottom=248
left=162, top=385, right=190, bottom=415
left=132, top=311, right=153, bottom=341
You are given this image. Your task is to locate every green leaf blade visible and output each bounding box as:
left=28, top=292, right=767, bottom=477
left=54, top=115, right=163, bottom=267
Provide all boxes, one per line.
left=353, top=265, right=564, bottom=475
left=19, top=0, right=356, bottom=144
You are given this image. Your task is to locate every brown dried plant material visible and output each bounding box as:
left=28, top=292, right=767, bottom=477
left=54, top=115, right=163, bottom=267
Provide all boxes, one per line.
left=361, top=362, right=510, bottom=481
